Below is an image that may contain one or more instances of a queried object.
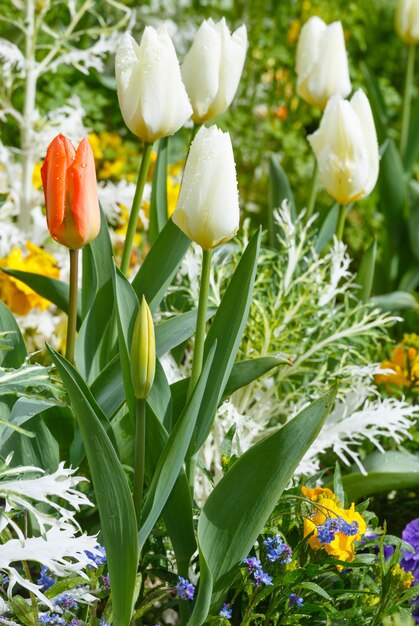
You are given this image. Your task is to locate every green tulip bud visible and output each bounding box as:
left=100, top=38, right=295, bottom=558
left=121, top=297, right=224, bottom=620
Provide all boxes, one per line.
left=130, top=296, right=155, bottom=399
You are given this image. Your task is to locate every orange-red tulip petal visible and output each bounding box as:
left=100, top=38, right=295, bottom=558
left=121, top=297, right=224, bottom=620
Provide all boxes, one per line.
left=41, top=134, right=100, bottom=249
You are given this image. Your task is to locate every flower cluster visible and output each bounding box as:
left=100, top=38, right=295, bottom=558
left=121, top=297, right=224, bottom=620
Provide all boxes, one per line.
left=376, top=334, right=419, bottom=393
left=219, top=603, right=232, bottom=619
left=401, top=518, right=419, bottom=583
left=0, top=242, right=59, bottom=315
left=288, top=593, right=304, bottom=608
left=263, top=535, right=293, bottom=564
left=175, top=576, right=195, bottom=601
left=302, top=486, right=366, bottom=565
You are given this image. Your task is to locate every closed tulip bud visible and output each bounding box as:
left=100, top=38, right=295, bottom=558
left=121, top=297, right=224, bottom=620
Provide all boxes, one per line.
left=130, top=296, right=155, bottom=400
left=115, top=27, right=192, bottom=143
left=41, top=134, right=100, bottom=249
left=308, top=89, right=379, bottom=205
left=296, top=16, right=351, bottom=109
left=172, top=125, right=239, bottom=249
left=181, top=18, right=248, bottom=123
left=395, top=0, right=419, bottom=44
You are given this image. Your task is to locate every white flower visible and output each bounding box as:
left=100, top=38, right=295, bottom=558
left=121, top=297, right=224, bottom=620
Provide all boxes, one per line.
left=308, top=89, right=379, bottom=205
left=181, top=18, right=247, bottom=123
left=115, top=27, right=192, bottom=142
left=296, top=16, right=351, bottom=109
left=395, top=0, right=419, bottom=44
left=172, top=125, right=240, bottom=249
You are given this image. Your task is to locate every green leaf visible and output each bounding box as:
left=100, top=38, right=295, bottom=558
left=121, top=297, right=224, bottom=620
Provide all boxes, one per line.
left=399, top=267, right=419, bottom=291
left=145, top=407, right=196, bottom=575
left=360, top=62, right=388, bottom=143
left=269, top=156, right=296, bottom=246
left=138, top=343, right=216, bottom=552
left=404, top=97, right=419, bottom=171
left=75, top=278, right=117, bottom=383
left=131, top=219, right=190, bottom=313
left=90, top=354, right=125, bottom=418
left=0, top=301, right=27, bottom=368
left=192, top=230, right=261, bottom=453
left=189, top=386, right=337, bottom=623
left=222, top=356, right=289, bottom=398
left=1, top=269, right=81, bottom=327
left=299, top=582, right=332, bottom=601
left=155, top=308, right=216, bottom=358
left=112, top=265, right=139, bottom=425
left=82, top=206, right=114, bottom=317
left=315, top=204, right=339, bottom=253
left=356, top=238, right=377, bottom=303
left=147, top=359, right=172, bottom=431
left=48, top=346, right=138, bottom=626
left=370, top=291, right=417, bottom=311
left=149, top=137, right=169, bottom=245
left=378, top=139, right=406, bottom=245
left=340, top=451, right=419, bottom=502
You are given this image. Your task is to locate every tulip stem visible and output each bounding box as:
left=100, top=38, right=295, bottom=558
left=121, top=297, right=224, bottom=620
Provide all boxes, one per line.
left=400, top=44, right=416, bottom=160
left=65, top=248, right=79, bottom=364
left=336, top=204, right=347, bottom=241
left=120, top=142, right=154, bottom=275
left=133, top=398, right=146, bottom=525
left=185, top=248, right=213, bottom=494
left=306, top=159, right=319, bottom=221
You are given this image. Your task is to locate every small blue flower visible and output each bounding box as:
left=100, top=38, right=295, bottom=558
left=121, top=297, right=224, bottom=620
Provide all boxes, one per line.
left=243, top=556, right=262, bottom=572
left=37, top=566, right=55, bottom=591
left=38, top=614, right=66, bottom=625
left=263, top=535, right=293, bottom=564
left=253, top=569, right=273, bottom=586
left=68, top=621, right=83, bottom=626
left=54, top=593, right=79, bottom=610
left=316, top=517, right=359, bottom=545
left=101, top=575, right=111, bottom=590
left=85, top=544, right=107, bottom=566
left=219, top=603, right=232, bottom=619
left=288, top=593, right=304, bottom=608
left=99, top=620, right=111, bottom=626
left=176, top=576, right=195, bottom=601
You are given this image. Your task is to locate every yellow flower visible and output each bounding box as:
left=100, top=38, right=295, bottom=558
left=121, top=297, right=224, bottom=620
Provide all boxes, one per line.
left=302, top=487, right=366, bottom=566
left=32, top=162, right=43, bottom=190
left=375, top=334, right=419, bottom=391
left=0, top=243, right=59, bottom=315
left=88, top=132, right=104, bottom=160
left=167, top=177, right=180, bottom=218
left=391, top=564, right=415, bottom=589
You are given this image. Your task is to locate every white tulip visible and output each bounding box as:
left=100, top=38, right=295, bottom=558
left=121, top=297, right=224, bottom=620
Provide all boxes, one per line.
left=172, top=125, right=240, bottom=249
left=115, top=27, right=192, bottom=143
left=181, top=18, right=248, bottom=123
left=308, top=89, right=379, bottom=205
left=396, top=0, right=419, bottom=44
left=296, top=16, right=351, bottom=109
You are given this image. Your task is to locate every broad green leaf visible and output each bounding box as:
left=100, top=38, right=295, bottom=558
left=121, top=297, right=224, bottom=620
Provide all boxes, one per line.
left=378, top=139, right=406, bottom=248
left=112, top=265, right=139, bottom=424
left=48, top=346, right=138, bottom=626
left=90, top=354, right=124, bottom=418
left=145, top=407, right=196, bottom=576
left=192, top=230, right=261, bottom=452
left=149, top=137, right=169, bottom=245
left=222, top=356, right=289, bottom=398
left=315, top=203, right=339, bottom=253
left=360, top=62, right=388, bottom=143
left=0, top=413, right=59, bottom=472
left=400, top=267, right=419, bottom=291
left=147, top=359, right=172, bottom=432
left=81, top=206, right=114, bottom=317
left=1, top=269, right=81, bottom=327
left=269, top=156, right=296, bottom=246
left=75, top=278, right=117, bottom=383
left=0, top=301, right=27, bottom=368
left=138, top=343, right=216, bottom=552
left=155, top=308, right=216, bottom=358
left=408, top=181, right=419, bottom=262
left=356, top=238, right=377, bottom=303
left=341, top=451, right=419, bottom=502
left=370, top=291, right=417, bottom=312
left=131, top=219, right=190, bottom=313
left=189, top=386, right=337, bottom=623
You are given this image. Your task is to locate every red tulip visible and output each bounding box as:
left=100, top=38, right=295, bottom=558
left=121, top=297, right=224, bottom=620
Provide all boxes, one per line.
left=41, top=134, right=100, bottom=249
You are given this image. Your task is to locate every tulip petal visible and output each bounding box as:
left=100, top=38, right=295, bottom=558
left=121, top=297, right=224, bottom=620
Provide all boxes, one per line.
left=350, top=89, right=379, bottom=197
left=67, top=138, right=100, bottom=249
left=115, top=33, right=145, bottom=137
left=181, top=20, right=222, bottom=122
left=41, top=135, right=76, bottom=243
left=208, top=21, right=248, bottom=120
left=172, top=126, right=239, bottom=249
